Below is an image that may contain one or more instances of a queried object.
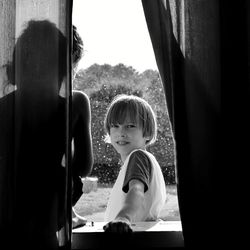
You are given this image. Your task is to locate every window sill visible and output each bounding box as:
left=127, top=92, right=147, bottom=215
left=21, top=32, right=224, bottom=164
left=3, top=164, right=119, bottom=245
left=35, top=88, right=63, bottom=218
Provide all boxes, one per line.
left=72, top=221, right=184, bottom=249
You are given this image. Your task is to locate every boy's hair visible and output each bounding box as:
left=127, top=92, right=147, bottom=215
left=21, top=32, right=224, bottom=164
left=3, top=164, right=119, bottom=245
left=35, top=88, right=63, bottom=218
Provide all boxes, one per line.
left=73, top=25, right=83, bottom=65
left=104, top=94, right=157, bottom=145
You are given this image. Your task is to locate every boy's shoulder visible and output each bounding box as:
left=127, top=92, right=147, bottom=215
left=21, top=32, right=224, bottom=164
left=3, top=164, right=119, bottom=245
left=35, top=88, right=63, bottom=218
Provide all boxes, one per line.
left=130, top=149, right=152, bottom=157
left=72, top=90, right=89, bottom=101
left=129, top=149, right=151, bottom=163
left=72, top=90, right=90, bottom=107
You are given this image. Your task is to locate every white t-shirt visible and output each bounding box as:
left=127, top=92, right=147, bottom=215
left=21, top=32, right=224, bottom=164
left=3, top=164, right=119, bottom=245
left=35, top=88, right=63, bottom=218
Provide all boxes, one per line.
left=104, top=149, right=166, bottom=222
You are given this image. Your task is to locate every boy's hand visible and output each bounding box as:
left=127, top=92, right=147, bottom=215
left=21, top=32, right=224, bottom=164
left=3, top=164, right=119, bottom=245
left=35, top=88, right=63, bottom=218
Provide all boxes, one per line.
left=104, top=179, right=145, bottom=233
left=103, top=217, right=133, bottom=233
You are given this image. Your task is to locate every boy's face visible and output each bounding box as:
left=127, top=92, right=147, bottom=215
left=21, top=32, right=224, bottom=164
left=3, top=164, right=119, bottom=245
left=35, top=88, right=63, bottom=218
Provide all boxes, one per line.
left=109, top=118, right=148, bottom=163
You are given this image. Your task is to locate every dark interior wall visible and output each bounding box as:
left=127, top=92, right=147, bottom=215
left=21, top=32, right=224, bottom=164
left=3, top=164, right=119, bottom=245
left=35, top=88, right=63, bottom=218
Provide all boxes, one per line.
left=219, top=3, right=249, bottom=248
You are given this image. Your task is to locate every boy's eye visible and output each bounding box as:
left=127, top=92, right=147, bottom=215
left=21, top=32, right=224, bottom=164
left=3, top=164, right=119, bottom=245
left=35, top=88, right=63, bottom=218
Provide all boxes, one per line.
left=127, top=124, right=136, bottom=128
left=110, top=123, right=119, bottom=128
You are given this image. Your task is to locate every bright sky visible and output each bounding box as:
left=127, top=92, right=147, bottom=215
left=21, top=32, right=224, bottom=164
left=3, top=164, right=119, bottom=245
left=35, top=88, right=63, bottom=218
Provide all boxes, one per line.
left=72, top=0, right=157, bottom=73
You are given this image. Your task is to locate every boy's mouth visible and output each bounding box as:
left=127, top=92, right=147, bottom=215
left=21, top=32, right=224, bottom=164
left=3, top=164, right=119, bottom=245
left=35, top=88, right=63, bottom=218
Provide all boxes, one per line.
left=116, top=141, right=129, bottom=145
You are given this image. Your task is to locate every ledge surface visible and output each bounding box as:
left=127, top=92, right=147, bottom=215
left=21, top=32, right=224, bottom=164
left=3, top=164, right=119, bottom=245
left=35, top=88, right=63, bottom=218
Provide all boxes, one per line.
left=72, top=221, right=184, bottom=249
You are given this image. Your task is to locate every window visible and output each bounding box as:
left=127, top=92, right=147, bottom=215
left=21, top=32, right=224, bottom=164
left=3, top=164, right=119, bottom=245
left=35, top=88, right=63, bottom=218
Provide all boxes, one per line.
left=72, top=0, right=182, bottom=238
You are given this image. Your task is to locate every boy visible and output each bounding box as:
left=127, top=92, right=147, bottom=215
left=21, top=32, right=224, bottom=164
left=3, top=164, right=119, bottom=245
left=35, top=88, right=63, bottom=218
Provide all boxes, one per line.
left=69, top=25, right=94, bottom=228
left=59, top=24, right=93, bottom=229
left=103, top=94, right=166, bottom=232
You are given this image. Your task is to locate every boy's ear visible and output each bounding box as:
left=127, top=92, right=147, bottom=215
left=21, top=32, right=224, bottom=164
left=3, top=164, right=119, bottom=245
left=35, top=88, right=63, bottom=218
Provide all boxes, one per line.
left=144, top=136, right=151, bottom=143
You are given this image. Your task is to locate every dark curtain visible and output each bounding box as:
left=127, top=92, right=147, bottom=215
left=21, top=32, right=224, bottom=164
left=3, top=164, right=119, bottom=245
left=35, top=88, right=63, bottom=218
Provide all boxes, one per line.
left=0, top=0, right=73, bottom=249
left=142, top=0, right=249, bottom=248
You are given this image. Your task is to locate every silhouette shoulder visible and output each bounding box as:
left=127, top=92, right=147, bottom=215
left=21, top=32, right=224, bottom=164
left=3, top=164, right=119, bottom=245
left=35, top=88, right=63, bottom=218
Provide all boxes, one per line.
left=72, top=90, right=90, bottom=109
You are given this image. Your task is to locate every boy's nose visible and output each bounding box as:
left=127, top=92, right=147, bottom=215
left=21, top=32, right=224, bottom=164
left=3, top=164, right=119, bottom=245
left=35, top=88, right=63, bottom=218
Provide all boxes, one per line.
left=119, top=127, right=127, bottom=137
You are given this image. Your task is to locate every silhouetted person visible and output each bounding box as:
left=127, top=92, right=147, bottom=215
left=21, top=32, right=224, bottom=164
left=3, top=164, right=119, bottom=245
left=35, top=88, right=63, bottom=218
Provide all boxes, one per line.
left=0, top=20, right=93, bottom=249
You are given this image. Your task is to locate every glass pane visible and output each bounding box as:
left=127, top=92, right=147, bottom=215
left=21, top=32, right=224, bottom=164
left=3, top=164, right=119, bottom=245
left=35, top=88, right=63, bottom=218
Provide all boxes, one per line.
left=0, top=0, right=71, bottom=248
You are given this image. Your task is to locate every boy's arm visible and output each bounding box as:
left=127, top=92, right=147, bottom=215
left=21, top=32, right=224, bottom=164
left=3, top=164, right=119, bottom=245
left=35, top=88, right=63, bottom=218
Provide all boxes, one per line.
left=103, top=179, right=145, bottom=233
left=72, top=90, right=93, bottom=177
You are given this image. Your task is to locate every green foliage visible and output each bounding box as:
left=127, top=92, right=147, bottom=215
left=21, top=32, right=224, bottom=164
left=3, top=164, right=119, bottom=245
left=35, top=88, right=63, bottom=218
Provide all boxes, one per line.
left=74, top=63, right=176, bottom=184
left=90, top=163, right=120, bottom=185
left=89, top=162, right=176, bottom=185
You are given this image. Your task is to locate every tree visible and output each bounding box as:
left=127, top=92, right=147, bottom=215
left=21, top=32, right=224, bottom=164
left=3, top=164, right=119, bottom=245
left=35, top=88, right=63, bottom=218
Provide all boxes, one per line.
left=73, top=63, right=176, bottom=184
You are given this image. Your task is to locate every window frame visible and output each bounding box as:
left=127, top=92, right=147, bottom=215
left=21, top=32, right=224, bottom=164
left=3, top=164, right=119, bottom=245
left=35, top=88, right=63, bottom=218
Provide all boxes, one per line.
left=70, top=1, right=183, bottom=248
left=72, top=221, right=184, bottom=249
